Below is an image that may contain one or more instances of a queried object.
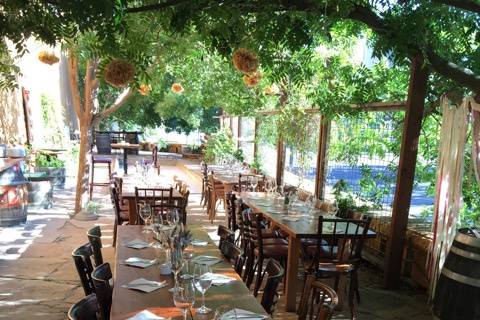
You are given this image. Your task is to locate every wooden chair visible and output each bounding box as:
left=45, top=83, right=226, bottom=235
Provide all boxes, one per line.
left=68, top=293, right=100, bottom=320
left=217, top=225, right=235, bottom=253
left=221, top=241, right=245, bottom=277
left=72, top=243, right=95, bottom=296
left=259, top=258, right=284, bottom=315
left=304, top=216, right=371, bottom=320
left=298, top=275, right=338, bottom=320
left=240, top=209, right=287, bottom=292
left=179, top=187, right=190, bottom=225
left=111, top=186, right=129, bottom=246
left=90, top=154, right=113, bottom=200
left=200, top=162, right=208, bottom=207
left=87, top=226, right=103, bottom=267
left=92, top=263, right=113, bottom=320
left=251, top=213, right=289, bottom=296
left=225, top=191, right=237, bottom=231
left=238, top=173, right=265, bottom=192
left=134, top=187, right=174, bottom=224
left=207, top=172, right=225, bottom=221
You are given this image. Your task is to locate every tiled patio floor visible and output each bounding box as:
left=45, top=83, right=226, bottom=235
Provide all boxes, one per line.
left=0, top=161, right=433, bottom=319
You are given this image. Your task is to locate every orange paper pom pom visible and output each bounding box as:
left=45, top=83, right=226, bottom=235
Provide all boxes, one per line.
left=38, top=51, right=59, bottom=65
left=243, top=72, right=262, bottom=87
left=171, top=83, right=184, bottom=94
left=138, top=84, right=151, bottom=96
left=232, top=48, right=259, bottom=74
left=104, top=59, right=136, bottom=88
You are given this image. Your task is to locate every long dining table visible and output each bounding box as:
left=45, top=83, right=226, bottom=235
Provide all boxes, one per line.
left=111, top=225, right=267, bottom=319
left=240, top=192, right=377, bottom=312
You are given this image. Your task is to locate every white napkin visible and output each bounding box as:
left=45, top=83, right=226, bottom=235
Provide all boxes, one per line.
left=191, top=239, right=208, bottom=247
left=221, top=308, right=268, bottom=320
left=191, top=255, right=222, bottom=266
left=124, top=239, right=150, bottom=249
left=127, top=310, right=166, bottom=320
left=122, top=278, right=167, bottom=293
left=210, top=273, right=236, bottom=286
left=123, top=257, right=157, bottom=268
left=282, top=217, right=300, bottom=222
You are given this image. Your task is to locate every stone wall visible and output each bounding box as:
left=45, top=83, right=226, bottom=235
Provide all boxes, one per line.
left=0, top=88, right=27, bottom=144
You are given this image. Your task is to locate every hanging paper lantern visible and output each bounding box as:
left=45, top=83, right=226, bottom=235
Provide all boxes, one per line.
left=264, top=83, right=280, bottom=95
left=243, top=72, right=262, bottom=87
left=138, top=84, right=151, bottom=96
left=232, top=48, right=259, bottom=74
left=38, top=51, right=60, bottom=65
left=104, top=59, right=136, bottom=88
left=171, top=83, right=184, bottom=94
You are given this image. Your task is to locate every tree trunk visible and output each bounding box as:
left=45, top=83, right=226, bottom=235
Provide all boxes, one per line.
left=74, top=123, right=91, bottom=214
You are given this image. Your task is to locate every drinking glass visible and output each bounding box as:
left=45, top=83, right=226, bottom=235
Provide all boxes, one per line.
left=151, top=215, right=164, bottom=249
left=170, top=247, right=185, bottom=292
left=181, top=245, right=194, bottom=279
left=173, top=278, right=195, bottom=320
left=193, top=263, right=213, bottom=314
left=251, top=177, right=258, bottom=192
left=139, top=203, right=152, bottom=233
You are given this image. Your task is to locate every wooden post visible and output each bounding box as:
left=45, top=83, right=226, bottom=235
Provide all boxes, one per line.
left=384, top=56, right=429, bottom=288
left=253, top=118, right=259, bottom=159
left=315, top=115, right=330, bottom=199
left=276, top=138, right=285, bottom=186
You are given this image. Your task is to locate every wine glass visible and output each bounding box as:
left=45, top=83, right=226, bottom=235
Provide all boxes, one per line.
left=151, top=214, right=164, bottom=249
left=251, top=177, right=258, bottom=192
left=193, top=263, right=213, bottom=314
left=173, top=278, right=195, bottom=320
left=139, top=203, right=152, bottom=233
left=170, top=246, right=185, bottom=292
left=181, top=245, right=194, bottom=279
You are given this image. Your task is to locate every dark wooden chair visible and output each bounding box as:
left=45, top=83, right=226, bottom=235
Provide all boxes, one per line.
left=225, top=191, right=237, bottom=231
left=221, top=241, right=245, bottom=277
left=111, top=186, right=129, bottom=246
left=238, top=173, right=266, bottom=192
left=298, top=275, right=338, bottom=320
left=179, top=188, right=190, bottom=225
left=92, top=263, right=113, bottom=320
left=241, top=209, right=287, bottom=292
left=251, top=213, right=288, bottom=296
left=87, top=226, right=103, bottom=267
left=303, top=216, right=372, bottom=320
left=217, top=225, right=235, bottom=253
left=90, top=154, right=113, bottom=200
left=72, top=243, right=95, bottom=296
left=68, top=293, right=100, bottom=320
left=259, top=258, right=284, bottom=315
left=144, top=145, right=160, bottom=175
left=134, top=187, right=174, bottom=224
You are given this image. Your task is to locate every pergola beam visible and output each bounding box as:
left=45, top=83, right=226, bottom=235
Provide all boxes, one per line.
left=257, top=101, right=407, bottom=115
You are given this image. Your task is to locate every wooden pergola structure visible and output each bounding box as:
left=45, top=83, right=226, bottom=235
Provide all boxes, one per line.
left=218, top=56, right=429, bottom=288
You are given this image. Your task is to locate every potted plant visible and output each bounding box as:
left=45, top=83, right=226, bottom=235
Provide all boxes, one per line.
left=332, top=179, right=369, bottom=218
left=33, top=152, right=66, bottom=189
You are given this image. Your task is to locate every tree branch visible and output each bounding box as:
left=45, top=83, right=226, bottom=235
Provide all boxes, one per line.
left=67, top=54, right=83, bottom=119
left=432, top=0, right=480, bottom=14
left=426, top=47, right=480, bottom=93
left=126, top=0, right=192, bottom=13
left=93, top=87, right=132, bottom=125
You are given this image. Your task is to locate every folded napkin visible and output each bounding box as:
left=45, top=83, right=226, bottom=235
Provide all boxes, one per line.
left=191, top=255, right=222, bottom=266
left=210, top=273, right=236, bottom=286
left=124, top=239, right=150, bottom=249
left=127, top=310, right=166, bottom=320
left=221, top=308, right=268, bottom=320
left=282, top=217, right=300, bottom=222
left=122, top=278, right=167, bottom=293
left=123, top=257, right=157, bottom=268
left=191, top=239, right=208, bottom=247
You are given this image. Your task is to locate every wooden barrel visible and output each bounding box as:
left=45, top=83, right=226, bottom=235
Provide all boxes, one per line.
left=433, top=228, right=480, bottom=320
left=0, top=162, right=28, bottom=226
